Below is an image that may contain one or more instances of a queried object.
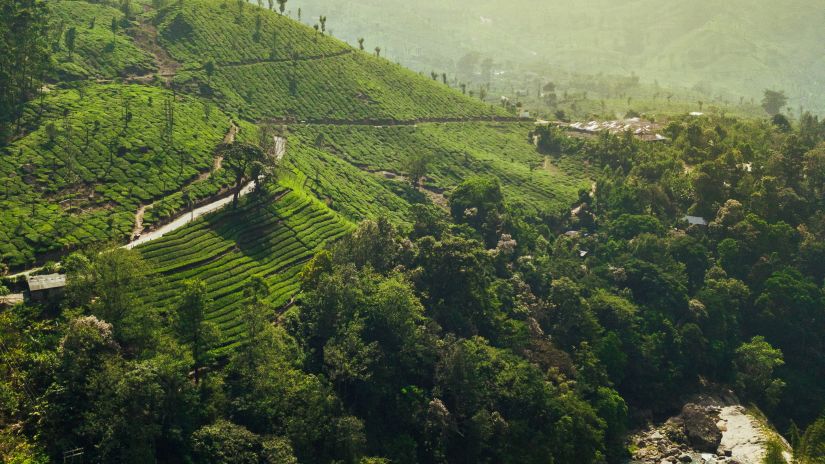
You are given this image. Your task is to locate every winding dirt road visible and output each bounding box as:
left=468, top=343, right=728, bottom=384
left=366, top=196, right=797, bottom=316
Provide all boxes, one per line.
left=8, top=135, right=286, bottom=277
left=126, top=134, right=285, bottom=249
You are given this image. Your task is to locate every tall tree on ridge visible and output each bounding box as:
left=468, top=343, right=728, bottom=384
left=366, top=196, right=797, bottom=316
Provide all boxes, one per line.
left=175, top=279, right=220, bottom=384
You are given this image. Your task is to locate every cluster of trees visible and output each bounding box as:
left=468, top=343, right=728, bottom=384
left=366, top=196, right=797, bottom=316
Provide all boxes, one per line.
left=535, top=111, right=825, bottom=428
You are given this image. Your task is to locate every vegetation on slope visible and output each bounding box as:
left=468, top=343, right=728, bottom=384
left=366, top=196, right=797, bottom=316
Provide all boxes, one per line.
left=0, top=83, right=231, bottom=268
left=153, top=0, right=508, bottom=121
left=139, top=186, right=353, bottom=351
left=289, top=122, right=591, bottom=217
left=9, top=0, right=825, bottom=463
left=49, top=0, right=156, bottom=80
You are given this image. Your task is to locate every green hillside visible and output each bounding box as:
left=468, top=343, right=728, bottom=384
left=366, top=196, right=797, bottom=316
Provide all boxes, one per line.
left=154, top=0, right=509, bottom=121
left=1, top=0, right=584, bottom=271
left=49, top=0, right=156, bottom=80
left=287, top=122, right=591, bottom=217
left=139, top=187, right=353, bottom=351
left=6, top=1, right=825, bottom=464
left=1, top=0, right=588, bottom=344
left=0, top=83, right=232, bottom=267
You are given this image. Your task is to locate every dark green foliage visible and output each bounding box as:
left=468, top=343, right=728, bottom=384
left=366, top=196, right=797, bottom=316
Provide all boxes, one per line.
left=449, top=176, right=504, bottom=246
left=191, top=420, right=298, bottom=463
left=609, top=214, right=664, bottom=239
left=762, top=90, right=788, bottom=116
left=192, top=420, right=264, bottom=463
left=797, top=416, right=825, bottom=463
left=287, top=221, right=614, bottom=463
left=175, top=279, right=221, bottom=383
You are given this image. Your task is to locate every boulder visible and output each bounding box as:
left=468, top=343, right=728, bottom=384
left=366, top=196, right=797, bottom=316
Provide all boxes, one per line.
left=680, top=403, right=722, bottom=452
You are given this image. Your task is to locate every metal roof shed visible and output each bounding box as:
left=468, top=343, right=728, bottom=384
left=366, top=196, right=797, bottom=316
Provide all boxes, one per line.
left=27, top=273, right=67, bottom=303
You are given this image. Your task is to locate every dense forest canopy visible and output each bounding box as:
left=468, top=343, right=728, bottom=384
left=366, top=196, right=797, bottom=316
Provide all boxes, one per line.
left=2, top=0, right=825, bottom=463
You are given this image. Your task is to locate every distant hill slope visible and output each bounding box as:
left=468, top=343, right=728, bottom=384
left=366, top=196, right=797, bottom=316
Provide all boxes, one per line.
left=296, top=0, right=825, bottom=113
left=153, top=0, right=509, bottom=121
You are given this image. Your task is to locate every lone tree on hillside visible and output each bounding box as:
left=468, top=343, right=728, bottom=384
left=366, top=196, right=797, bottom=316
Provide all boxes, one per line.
left=110, top=16, right=118, bottom=41
left=204, top=60, right=215, bottom=82
left=357, top=37, right=364, bottom=50
left=65, top=26, right=77, bottom=57
left=276, top=0, right=286, bottom=14
left=175, top=279, right=220, bottom=384
left=374, top=46, right=381, bottom=57
left=319, top=15, right=326, bottom=33
left=218, top=142, right=267, bottom=208
left=762, top=90, right=788, bottom=116
left=405, top=152, right=432, bottom=189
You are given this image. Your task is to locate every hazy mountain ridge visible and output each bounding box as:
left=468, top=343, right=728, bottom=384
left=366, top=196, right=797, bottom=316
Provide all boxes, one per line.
left=297, top=0, right=825, bottom=112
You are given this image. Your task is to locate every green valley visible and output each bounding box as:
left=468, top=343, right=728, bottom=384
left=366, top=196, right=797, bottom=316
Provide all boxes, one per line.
left=3, top=0, right=825, bottom=463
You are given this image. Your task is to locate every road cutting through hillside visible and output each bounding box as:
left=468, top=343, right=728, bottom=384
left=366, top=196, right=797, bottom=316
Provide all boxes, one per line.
left=126, top=135, right=285, bottom=249
left=7, top=136, right=286, bottom=277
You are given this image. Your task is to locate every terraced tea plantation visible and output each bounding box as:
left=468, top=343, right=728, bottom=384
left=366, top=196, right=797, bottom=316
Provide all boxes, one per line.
left=288, top=122, right=593, bottom=217
left=195, top=53, right=509, bottom=121
left=50, top=0, right=156, bottom=80
left=1, top=0, right=594, bottom=353
left=139, top=188, right=353, bottom=351
left=0, top=83, right=231, bottom=268
left=155, top=0, right=507, bottom=121
left=284, top=142, right=423, bottom=225
left=153, top=0, right=348, bottom=64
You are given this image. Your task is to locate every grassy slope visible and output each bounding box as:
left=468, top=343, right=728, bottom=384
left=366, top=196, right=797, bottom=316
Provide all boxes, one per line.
left=155, top=0, right=509, bottom=121
left=0, top=84, right=232, bottom=268
left=49, top=0, right=156, bottom=80
left=139, top=187, right=353, bottom=351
